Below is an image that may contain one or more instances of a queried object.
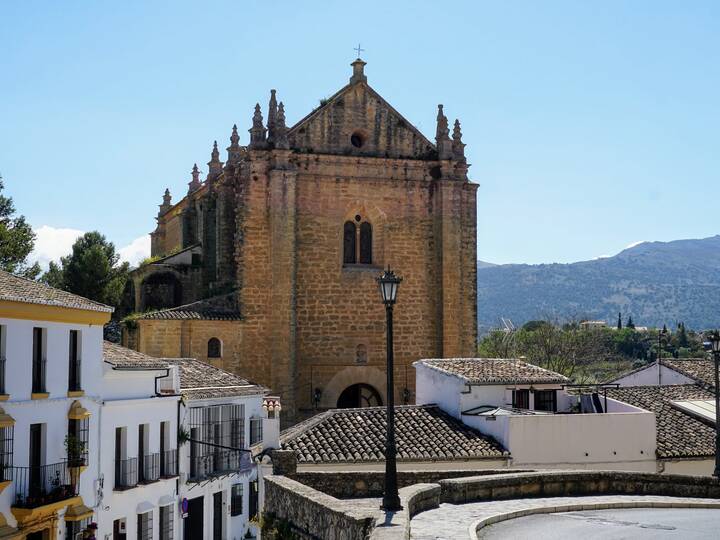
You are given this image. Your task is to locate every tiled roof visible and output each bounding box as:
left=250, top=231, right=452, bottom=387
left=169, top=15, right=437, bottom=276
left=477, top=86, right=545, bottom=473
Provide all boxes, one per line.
left=415, top=358, right=570, bottom=385
left=606, top=385, right=716, bottom=459
left=281, top=405, right=507, bottom=464
left=103, top=341, right=169, bottom=370
left=661, top=358, right=716, bottom=389
left=0, top=270, right=113, bottom=313
left=137, top=293, right=241, bottom=321
left=164, top=358, right=266, bottom=400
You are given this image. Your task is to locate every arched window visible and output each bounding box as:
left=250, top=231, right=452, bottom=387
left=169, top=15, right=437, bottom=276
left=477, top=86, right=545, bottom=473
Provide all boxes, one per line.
left=343, top=221, right=356, bottom=264
left=207, top=338, right=222, bottom=359
left=359, top=222, right=372, bottom=264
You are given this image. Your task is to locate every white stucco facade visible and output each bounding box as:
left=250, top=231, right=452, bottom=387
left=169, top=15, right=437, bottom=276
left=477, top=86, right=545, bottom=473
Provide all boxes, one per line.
left=414, top=361, right=659, bottom=473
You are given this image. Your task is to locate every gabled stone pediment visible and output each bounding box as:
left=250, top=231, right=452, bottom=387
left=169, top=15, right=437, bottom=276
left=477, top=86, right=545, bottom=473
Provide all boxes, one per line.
left=288, top=68, right=436, bottom=160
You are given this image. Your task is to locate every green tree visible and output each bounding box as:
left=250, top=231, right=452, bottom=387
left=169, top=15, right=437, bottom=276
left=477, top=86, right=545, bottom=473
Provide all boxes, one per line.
left=677, top=322, right=689, bottom=348
left=626, top=316, right=635, bottom=329
left=617, top=312, right=622, bottom=330
left=42, top=231, right=129, bottom=309
left=0, top=176, right=40, bottom=278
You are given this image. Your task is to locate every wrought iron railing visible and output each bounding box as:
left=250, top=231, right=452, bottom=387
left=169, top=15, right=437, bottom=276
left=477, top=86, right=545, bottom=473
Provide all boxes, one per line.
left=68, top=358, right=82, bottom=392
left=32, top=358, right=47, bottom=393
left=160, top=449, right=177, bottom=477
left=12, top=461, right=78, bottom=508
left=115, top=457, right=138, bottom=489
left=140, top=453, right=160, bottom=483
left=188, top=448, right=247, bottom=482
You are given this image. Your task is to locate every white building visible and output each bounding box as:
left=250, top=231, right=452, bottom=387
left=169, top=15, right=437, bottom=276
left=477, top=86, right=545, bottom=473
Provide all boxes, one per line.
left=414, top=358, right=658, bottom=472
left=0, top=271, right=278, bottom=539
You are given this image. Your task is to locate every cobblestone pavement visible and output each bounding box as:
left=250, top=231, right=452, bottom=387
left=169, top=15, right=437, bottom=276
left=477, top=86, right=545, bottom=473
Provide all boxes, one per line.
left=410, top=495, right=720, bottom=540
left=478, top=508, right=720, bottom=539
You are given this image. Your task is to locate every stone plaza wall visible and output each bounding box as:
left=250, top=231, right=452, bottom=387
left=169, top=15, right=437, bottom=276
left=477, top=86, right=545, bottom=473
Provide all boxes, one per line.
left=264, top=470, right=720, bottom=540
left=290, top=469, right=528, bottom=499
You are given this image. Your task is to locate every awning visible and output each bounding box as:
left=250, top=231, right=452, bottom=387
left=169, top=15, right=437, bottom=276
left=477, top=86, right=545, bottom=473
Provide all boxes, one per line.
left=158, top=495, right=176, bottom=507
left=65, top=503, right=93, bottom=522
left=68, top=400, right=91, bottom=420
left=0, top=408, right=14, bottom=428
left=136, top=501, right=154, bottom=514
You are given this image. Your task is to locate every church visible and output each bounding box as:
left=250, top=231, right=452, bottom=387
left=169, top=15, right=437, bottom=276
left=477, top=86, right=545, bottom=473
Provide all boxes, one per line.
left=122, top=58, right=478, bottom=421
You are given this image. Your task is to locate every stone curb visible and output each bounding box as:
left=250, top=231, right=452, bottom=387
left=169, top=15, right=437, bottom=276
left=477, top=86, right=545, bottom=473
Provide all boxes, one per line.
left=467, top=500, right=720, bottom=539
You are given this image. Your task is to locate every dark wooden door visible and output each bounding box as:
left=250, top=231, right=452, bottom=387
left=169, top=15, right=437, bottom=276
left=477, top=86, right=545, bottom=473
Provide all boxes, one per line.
left=184, top=496, right=204, bottom=540
left=29, top=424, right=42, bottom=496
left=213, top=491, right=223, bottom=540
left=138, top=424, right=145, bottom=482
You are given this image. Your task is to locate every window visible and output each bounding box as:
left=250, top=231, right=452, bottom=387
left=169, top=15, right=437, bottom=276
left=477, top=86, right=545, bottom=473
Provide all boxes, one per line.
left=66, top=518, right=91, bottom=539
left=137, top=511, right=153, bottom=540
left=0, top=325, right=6, bottom=394
left=159, top=505, right=173, bottom=540
left=359, top=222, right=372, bottom=264
left=67, top=417, right=89, bottom=467
left=535, top=390, right=557, bottom=412
left=32, top=327, right=46, bottom=393
left=229, top=404, right=245, bottom=450
left=249, top=417, right=262, bottom=446
left=207, top=338, right=222, bottom=359
left=512, top=389, right=529, bottom=409
left=0, top=426, right=13, bottom=481
left=68, top=330, right=81, bottom=392
left=230, top=483, right=244, bottom=516
left=343, top=221, right=356, bottom=264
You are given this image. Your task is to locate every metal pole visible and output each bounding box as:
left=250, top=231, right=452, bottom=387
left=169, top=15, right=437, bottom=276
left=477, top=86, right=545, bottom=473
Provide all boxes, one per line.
left=382, top=304, right=402, bottom=511
left=714, top=349, right=720, bottom=478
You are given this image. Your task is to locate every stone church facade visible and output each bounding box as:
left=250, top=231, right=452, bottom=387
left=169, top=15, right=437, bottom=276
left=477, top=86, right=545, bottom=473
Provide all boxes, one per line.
left=123, top=59, right=478, bottom=420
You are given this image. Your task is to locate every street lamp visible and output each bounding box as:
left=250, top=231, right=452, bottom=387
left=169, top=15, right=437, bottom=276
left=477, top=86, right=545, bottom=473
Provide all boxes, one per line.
left=377, top=267, right=402, bottom=511
left=709, top=330, right=720, bottom=478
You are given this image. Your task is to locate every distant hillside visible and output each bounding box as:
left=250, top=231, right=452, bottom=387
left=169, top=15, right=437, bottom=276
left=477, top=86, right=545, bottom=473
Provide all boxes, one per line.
left=477, top=235, right=720, bottom=331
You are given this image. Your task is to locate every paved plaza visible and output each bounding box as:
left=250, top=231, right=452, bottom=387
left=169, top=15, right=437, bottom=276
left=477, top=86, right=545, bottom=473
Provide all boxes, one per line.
left=410, top=495, right=720, bottom=540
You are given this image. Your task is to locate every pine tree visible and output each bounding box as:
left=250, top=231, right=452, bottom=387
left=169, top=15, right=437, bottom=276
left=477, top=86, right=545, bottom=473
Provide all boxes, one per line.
left=626, top=316, right=635, bottom=329
left=0, top=175, right=40, bottom=278
left=677, top=322, right=689, bottom=348
left=617, top=312, right=622, bottom=330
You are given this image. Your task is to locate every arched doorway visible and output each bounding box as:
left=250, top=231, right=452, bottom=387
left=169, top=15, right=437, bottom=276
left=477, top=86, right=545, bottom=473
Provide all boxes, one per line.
left=336, top=383, right=383, bottom=408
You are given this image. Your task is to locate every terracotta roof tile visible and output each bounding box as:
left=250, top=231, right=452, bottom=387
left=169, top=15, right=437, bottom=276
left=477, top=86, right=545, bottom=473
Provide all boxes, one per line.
left=138, top=293, right=241, bottom=321
left=661, top=358, right=716, bottom=390
left=103, top=341, right=168, bottom=370
left=281, top=405, right=507, bottom=464
left=163, top=358, right=266, bottom=399
left=606, top=385, right=716, bottom=459
left=416, top=358, right=570, bottom=385
left=0, top=270, right=113, bottom=313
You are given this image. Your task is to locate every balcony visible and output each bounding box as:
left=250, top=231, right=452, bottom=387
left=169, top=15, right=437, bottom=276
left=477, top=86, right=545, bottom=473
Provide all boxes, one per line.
left=12, top=462, right=79, bottom=509
left=160, top=449, right=178, bottom=478
left=139, top=453, right=160, bottom=483
left=188, top=449, right=250, bottom=482
left=115, top=457, right=138, bottom=490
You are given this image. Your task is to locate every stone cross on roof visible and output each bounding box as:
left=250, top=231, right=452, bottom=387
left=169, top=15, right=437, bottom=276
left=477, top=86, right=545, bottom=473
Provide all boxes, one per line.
left=354, top=43, right=365, bottom=58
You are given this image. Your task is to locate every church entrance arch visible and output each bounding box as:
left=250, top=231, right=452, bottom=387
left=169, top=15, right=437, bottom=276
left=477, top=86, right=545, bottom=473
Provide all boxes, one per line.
left=337, top=383, right=382, bottom=408
left=319, top=366, right=387, bottom=410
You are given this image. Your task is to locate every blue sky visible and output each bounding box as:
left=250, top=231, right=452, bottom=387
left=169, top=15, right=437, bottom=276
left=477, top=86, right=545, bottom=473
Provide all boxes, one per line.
left=1, top=1, right=718, bottom=266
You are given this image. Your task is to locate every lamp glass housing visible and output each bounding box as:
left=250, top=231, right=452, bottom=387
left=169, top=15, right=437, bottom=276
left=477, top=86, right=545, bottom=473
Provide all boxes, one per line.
left=377, top=268, right=402, bottom=305
left=711, top=331, right=720, bottom=353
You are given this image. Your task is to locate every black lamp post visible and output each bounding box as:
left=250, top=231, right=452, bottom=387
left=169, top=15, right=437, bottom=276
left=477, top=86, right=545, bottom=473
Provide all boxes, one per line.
left=377, top=267, right=402, bottom=511
left=709, top=330, right=720, bottom=478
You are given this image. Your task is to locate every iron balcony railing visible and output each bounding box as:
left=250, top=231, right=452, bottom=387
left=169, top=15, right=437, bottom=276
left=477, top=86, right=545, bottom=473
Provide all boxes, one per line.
left=12, top=461, right=79, bottom=509
left=32, top=358, right=47, bottom=393
left=115, top=457, right=138, bottom=490
left=188, top=448, right=248, bottom=482
left=160, top=449, right=177, bottom=478
left=140, top=453, right=160, bottom=483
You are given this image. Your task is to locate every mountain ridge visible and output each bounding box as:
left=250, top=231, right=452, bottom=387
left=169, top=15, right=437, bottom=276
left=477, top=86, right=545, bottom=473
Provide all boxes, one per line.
left=477, top=235, right=720, bottom=330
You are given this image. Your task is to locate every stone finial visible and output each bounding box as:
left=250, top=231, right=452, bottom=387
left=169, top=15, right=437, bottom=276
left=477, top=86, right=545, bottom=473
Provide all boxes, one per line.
left=350, top=58, right=367, bottom=85
left=452, top=119, right=466, bottom=162
left=274, top=102, right=289, bottom=150
left=227, top=124, right=244, bottom=162
left=267, top=89, right=278, bottom=144
left=188, top=163, right=202, bottom=193
left=207, top=140, right=224, bottom=179
left=158, top=188, right=172, bottom=216
left=436, top=105, right=452, bottom=160
left=248, top=104, right=268, bottom=149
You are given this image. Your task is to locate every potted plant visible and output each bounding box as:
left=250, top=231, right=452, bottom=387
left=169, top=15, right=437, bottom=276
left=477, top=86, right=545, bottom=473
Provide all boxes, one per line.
left=65, top=434, right=87, bottom=468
